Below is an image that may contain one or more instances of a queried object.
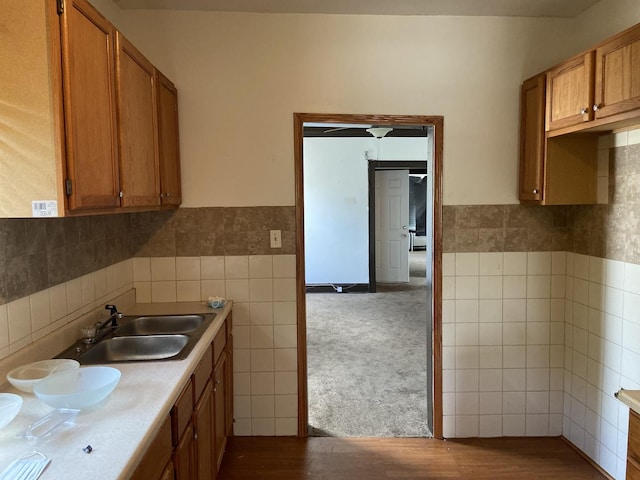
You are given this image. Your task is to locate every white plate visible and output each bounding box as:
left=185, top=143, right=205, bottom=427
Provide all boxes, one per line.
left=7, top=359, right=80, bottom=393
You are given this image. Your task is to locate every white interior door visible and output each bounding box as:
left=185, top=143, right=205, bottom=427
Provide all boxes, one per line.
left=375, top=170, right=410, bottom=283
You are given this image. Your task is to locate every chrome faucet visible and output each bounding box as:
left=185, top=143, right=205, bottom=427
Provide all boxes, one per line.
left=93, top=304, right=123, bottom=341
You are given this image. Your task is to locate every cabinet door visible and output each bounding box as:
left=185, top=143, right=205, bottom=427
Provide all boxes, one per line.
left=214, top=356, right=227, bottom=470
left=159, top=461, right=175, bottom=480
left=174, top=422, right=195, bottom=480
left=194, top=379, right=214, bottom=480
left=225, top=335, right=234, bottom=436
left=59, top=0, right=120, bottom=210
left=157, top=72, right=182, bottom=205
left=115, top=32, right=161, bottom=207
left=594, top=24, right=640, bottom=120
left=519, top=74, right=545, bottom=203
left=546, top=52, right=594, bottom=131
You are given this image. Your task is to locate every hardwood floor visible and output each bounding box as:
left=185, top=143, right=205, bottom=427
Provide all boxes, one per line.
left=218, top=436, right=608, bottom=479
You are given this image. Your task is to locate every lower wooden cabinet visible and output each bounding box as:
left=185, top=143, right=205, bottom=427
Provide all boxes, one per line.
left=131, top=315, right=233, bottom=480
left=130, top=416, right=173, bottom=480
left=629, top=410, right=640, bottom=479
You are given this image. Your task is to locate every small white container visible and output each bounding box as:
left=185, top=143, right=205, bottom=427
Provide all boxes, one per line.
left=7, top=359, right=80, bottom=393
left=33, top=366, right=121, bottom=410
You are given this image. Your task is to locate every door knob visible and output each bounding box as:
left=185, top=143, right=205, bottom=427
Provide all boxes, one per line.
left=401, top=233, right=408, bottom=238
left=593, top=104, right=601, bottom=111
left=580, top=108, right=588, bottom=115
left=402, top=225, right=408, bottom=230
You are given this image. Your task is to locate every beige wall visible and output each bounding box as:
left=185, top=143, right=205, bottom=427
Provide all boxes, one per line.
left=103, top=9, right=586, bottom=207
left=575, top=0, right=640, bottom=50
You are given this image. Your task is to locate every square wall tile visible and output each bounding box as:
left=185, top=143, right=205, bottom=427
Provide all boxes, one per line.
left=233, top=418, right=251, bottom=436
left=503, top=392, right=526, bottom=414
left=480, top=415, right=503, bottom=437
left=275, top=395, right=298, bottom=417
left=503, top=253, right=527, bottom=275
left=479, top=253, right=503, bottom=276
left=273, top=255, right=296, bottom=278
left=7, top=297, right=31, bottom=344
left=479, top=276, right=502, bottom=299
left=503, top=276, right=526, bottom=299
left=201, top=280, right=226, bottom=300
left=251, top=372, right=275, bottom=395
left=503, top=299, right=526, bottom=322
left=201, top=256, right=225, bottom=279
left=176, top=257, right=201, bottom=280
left=49, top=283, right=67, bottom=322
left=177, top=281, right=201, bottom=302
left=234, top=349, right=251, bottom=372
left=251, top=302, right=274, bottom=325
left=274, top=325, right=297, bottom=348
left=250, top=279, right=273, bottom=302
left=66, top=278, right=82, bottom=315
left=273, top=279, right=296, bottom=302
left=456, top=276, right=479, bottom=300
left=455, top=300, right=478, bottom=323
left=274, top=348, right=297, bottom=371
left=251, top=349, right=275, bottom=372
left=479, top=346, right=502, bottom=369
left=151, top=281, right=177, bottom=303
left=150, top=257, right=176, bottom=281
left=275, top=371, right=298, bottom=394
left=132, top=257, right=151, bottom=282
left=225, top=256, right=249, bottom=279
left=29, top=289, right=51, bottom=333
left=479, top=299, right=502, bottom=323
left=456, top=253, right=479, bottom=276
left=527, top=252, right=551, bottom=275
left=234, top=395, right=251, bottom=418
left=249, top=255, right=273, bottom=279
left=456, top=415, right=479, bottom=437
left=479, top=323, right=502, bottom=346
left=226, top=279, right=250, bottom=302
left=251, top=325, right=274, bottom=349
left=252, top=419, right=275, bottom=436
left=275, top=418, right=298, bottom=436
left=480, top=392, right=502, bottom=414
left=503, top=415, right=526, bottom=436
left=274, top=302, right=296, bottom=325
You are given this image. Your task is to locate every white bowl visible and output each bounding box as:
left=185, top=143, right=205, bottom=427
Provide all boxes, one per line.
left=7, top=359, right=80, bottom=393
left=0, top=393, right=23, bottom=429
left=33, top=366, right=121, bottom=410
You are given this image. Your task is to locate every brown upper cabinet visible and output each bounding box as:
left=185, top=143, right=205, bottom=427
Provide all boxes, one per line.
left=157, top=72, right=183, bottom=206
left=594, top=25, right=640, bottom=120
left=0, top=0, right=181, bottom=217
left=115, top=32, right=161, bottom=208
left=58, top=0, right=180, bottom=214
left=546, top=52, right=594, bottom=132
left=519, top=74, right=546, bottom=203
left=60, top=0, right=121, bottom=211
left=521, top=21, right=640, bottom=205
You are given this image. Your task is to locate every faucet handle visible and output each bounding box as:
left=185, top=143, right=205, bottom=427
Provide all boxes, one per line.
left=105, top=304, right=118, bottom=315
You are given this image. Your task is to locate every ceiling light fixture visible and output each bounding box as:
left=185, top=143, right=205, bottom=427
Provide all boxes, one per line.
left=366, top=127, right=393, bottom=138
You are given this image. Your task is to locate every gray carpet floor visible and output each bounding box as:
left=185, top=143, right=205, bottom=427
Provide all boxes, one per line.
left=306, top=251, right=431, bottom=437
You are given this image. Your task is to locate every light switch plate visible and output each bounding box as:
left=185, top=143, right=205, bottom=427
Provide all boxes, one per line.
left=270, top=230, right=282, bottom=248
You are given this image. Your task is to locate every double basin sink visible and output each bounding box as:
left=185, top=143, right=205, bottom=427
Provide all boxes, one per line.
left=57, top=314, right=216, bottom=364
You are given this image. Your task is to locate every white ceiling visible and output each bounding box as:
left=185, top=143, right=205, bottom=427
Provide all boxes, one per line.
left=112, top=0, right=601, bottom=18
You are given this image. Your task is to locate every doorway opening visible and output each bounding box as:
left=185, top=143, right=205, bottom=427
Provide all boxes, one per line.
left=293, top=113, right=443, bottom=438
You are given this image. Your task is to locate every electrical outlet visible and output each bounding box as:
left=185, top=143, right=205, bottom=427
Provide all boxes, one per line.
left=270, top=230, right=282, bottom=248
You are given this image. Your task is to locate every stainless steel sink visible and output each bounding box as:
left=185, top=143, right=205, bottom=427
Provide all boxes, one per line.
left=56, top=313, right=216, bottom=364
left=79, top=335, right=189, bottom=363
left=115, top=314, right=206, bottom=336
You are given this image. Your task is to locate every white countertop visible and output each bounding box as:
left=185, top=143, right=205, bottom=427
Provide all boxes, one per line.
left=616, top=389, right=640, bottom=415
left=0, top=301, right=231, bottom=480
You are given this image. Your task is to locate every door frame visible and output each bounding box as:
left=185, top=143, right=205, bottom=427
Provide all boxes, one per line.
left=294, top=113, right=444, bottom=438
left=368, top=161, right=428, bottom=291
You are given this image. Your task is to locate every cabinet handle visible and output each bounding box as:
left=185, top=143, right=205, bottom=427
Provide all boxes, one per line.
left=580, top=108, right=588, bottom=115
left=194, top=431, right=198, bottom=440
left=533, top=189, right=539, bottom=194
left=215, top=379, right=221, bottom=385
left=593, top=104, right=601, bottom=111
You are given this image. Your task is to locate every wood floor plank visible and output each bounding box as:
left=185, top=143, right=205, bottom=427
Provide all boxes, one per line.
left=217, top=437, right=608, bottom=479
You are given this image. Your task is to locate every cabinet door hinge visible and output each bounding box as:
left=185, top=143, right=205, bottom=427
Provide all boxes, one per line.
left=65, top=178, right=72, bottom=196
left=57, top=0, right=64, bottom=15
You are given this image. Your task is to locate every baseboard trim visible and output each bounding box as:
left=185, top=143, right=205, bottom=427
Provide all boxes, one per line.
left=560, top=435, right=614, bottom=480
left=305, top=284, right=370, bottom=293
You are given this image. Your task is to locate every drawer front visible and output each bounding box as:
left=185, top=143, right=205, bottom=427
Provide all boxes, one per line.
left=213, top=320, right=227, bottom=366
left=193, top=345, right=213, bottom=401
left=630, top=410, right=640, bottom=462
left=171, top=379, right=194, bottom=445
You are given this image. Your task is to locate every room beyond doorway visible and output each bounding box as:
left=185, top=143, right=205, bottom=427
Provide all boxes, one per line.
left=293, top=113, right=444, bottom=438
